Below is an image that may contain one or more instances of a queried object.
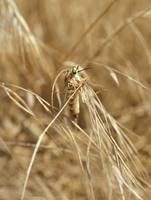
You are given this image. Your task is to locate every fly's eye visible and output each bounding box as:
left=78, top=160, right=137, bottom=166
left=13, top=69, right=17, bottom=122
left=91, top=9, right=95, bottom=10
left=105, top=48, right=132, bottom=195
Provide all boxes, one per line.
left=72, top=68, right=77, bottom=75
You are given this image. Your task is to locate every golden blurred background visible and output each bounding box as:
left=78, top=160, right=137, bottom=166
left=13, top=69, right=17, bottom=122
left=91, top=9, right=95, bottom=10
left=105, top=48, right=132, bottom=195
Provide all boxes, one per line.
left=0, top=0, right=151, bottom=199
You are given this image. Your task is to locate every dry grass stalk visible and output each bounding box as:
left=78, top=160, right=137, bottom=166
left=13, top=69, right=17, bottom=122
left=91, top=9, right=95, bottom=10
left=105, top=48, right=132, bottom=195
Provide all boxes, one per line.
left=0, top=0, right=52, bottom=79
left=1, top=62, right=150, bottom=199
left=90, top=5, right=151, bottom=60
left=0, top=0, right=151, bottom=200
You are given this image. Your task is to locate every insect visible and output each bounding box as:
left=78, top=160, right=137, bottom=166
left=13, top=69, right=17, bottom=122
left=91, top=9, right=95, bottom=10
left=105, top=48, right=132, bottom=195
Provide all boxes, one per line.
left=64, top=65, right=88, bottom=122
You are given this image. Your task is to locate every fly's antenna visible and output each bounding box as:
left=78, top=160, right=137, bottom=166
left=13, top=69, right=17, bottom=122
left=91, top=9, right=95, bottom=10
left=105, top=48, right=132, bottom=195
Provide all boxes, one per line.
left=75, top=65, right=79, bottom=70
left=51, top=69, right=67, bottom=109
left=77, top=66, right=92, bottom=73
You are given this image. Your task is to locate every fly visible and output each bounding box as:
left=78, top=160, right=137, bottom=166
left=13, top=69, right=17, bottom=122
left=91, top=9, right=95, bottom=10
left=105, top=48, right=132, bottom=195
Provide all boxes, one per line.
left=64, top=65, right=88, bottom=122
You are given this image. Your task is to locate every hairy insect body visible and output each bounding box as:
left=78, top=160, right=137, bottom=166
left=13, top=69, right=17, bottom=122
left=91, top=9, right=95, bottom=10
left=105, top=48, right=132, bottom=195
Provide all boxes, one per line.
left=64, top=66, right=87, bottom=122
left=67, top=82, right=80, bottom=121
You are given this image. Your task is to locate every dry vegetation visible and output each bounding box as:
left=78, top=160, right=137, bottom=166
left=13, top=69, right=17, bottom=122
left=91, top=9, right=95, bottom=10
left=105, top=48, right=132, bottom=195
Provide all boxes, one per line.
left=0, top=0, right=151, bottom=199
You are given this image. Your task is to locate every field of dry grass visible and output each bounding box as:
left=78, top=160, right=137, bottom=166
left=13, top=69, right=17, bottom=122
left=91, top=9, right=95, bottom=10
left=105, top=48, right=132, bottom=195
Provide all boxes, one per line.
left=0, top=0, right=151, bottom=199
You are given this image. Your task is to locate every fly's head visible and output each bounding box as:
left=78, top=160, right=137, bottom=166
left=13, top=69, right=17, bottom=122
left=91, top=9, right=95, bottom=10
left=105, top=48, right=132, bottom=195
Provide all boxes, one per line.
left=64, top=66, right=79, bottom=87
left=64, top=65, right=88, bottom=86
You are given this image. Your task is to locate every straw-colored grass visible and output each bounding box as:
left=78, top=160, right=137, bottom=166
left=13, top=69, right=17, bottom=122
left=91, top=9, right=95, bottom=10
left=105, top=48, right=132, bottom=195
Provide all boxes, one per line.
left=0, top=0, right=151, bottom=200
